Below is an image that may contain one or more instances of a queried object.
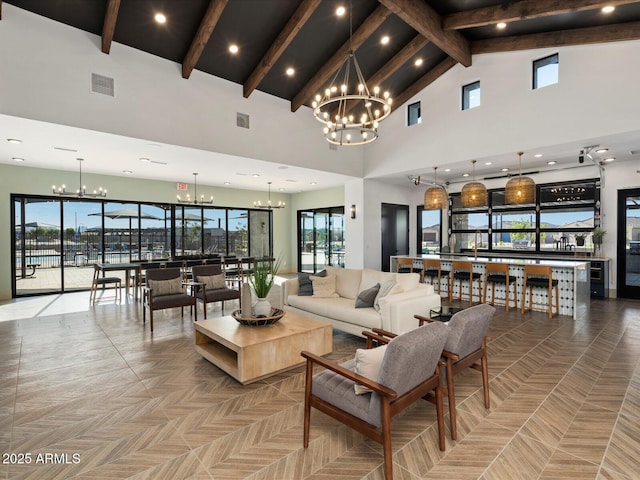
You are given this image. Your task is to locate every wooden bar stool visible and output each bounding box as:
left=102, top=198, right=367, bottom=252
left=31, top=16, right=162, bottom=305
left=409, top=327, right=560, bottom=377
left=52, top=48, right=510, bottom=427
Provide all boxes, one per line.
left=421, top=258, right=450, bottom=294
left=396, top=257, right=420, bottom=275
left=449, top=260, right=482, bottom=306
left=521, top=265, right=559, bottom=318
left=483, top=263, right=517, bottom=311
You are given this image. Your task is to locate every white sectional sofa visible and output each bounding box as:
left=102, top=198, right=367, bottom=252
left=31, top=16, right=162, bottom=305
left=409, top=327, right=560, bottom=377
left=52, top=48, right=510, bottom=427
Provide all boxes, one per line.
left=283, top=266, right=441, bottom=336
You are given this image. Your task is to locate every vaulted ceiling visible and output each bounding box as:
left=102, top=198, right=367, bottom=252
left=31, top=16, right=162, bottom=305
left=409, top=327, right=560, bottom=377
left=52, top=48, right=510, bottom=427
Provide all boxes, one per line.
left=4, top=0, right=640, bottom=115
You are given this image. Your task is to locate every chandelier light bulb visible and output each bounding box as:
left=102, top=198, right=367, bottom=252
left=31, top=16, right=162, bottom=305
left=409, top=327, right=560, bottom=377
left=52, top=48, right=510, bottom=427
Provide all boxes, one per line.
left=325, top=88, right=331, bottom=96
left=348, top=114, right=354, bottom=122
left=374, top=110, right=380, bottom=117
left=365, top=101, right=372, bottom=107
left=323, top=127, right=329, bottom=134
left=312, top=101, right=318, bottom=108
left=346, top=134, right=351, bottom=141
left=331, top=86, right=337, bottom=93
left=341, top=84, right=347, bottom=93
left=358, top=84, right=364, bottom=92
left=373, top=86, right=380, bottom=94
left=383, top=91, right=390, bottom=99
left=362, top=131, right=368, bottom=139
left=331, top=131, right=337, bottom=139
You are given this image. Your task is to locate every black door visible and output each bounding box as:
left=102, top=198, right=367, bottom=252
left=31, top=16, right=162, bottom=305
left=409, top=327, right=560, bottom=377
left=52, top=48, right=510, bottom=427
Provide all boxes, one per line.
left=617, top=188, right=640, bottom=298
left=381, top=203, right=409, bottom=272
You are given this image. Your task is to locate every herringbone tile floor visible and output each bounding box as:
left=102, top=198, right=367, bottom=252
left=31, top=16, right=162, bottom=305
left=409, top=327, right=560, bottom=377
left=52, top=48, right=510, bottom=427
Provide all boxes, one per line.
left=1, top=295, right=639, bottom=479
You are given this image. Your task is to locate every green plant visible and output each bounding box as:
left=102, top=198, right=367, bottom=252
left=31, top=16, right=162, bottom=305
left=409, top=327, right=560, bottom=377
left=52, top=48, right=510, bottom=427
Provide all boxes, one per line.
left=248, top=258, right=282, bottom=298
left=592, top=228, right=606, bottom=244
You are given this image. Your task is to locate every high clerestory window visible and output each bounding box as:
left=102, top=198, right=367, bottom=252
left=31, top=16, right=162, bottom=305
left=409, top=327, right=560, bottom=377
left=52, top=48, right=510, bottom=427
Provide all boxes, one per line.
left=407, top=101, right=421, bottom=126
left=462, top=81, right=481, bottom=110
left=533, top=53, right=559, bottom=89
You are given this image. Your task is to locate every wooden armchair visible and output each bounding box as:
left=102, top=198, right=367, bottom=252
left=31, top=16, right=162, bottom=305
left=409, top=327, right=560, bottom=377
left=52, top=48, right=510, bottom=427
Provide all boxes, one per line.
left=142, top=267, right=196, bottom=332
left=192, top=264, right=241, bottom=318
left=302, top=321, right=449, bottom=480
left=415, top=303, right=495, bottom=440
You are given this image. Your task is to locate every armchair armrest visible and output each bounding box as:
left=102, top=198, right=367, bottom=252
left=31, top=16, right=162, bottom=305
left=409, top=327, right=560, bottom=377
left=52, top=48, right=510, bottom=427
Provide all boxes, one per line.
left=414, top=314, right=436, bottom=326
left=301, top=351, right=397, bottom=399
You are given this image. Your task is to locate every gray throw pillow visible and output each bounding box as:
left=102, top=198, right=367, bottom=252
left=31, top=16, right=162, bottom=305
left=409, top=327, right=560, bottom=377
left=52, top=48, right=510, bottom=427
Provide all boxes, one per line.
left=355, top=283, right=380, bottom=308
left=297, top=272, right=313, bottom=296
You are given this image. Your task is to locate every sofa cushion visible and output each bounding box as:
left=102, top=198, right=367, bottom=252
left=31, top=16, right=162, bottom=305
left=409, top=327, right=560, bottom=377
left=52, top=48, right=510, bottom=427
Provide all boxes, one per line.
left=395, top=272, right=420, bottom=292
left=297, top=272, right=313, bottom=296
left=148, top=277, right=183, bottom=296
left=374, top=279, right=397, bottom=312
left=197, top=273, right=226, bottom=291
left=360, top=269, right=396, bottom=291
left=287, top=296, right=381, bottom=330
left=326, top=266, right=362, bottom=299
left=353, top=344, right=387, bottom=394
left=311, top=275, right=339, bottom=298
left=355, top=283, right=380, bottom=308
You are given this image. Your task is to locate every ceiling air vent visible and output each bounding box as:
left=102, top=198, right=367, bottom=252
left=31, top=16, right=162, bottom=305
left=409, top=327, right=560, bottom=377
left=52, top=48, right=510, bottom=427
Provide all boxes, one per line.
left=236, top=112, right=250, bottom=129
left=629, top=149, right=640, bottom=155
left=329, top=143, right=338, bottom=151
left=91, top=73, right=115, bottom=97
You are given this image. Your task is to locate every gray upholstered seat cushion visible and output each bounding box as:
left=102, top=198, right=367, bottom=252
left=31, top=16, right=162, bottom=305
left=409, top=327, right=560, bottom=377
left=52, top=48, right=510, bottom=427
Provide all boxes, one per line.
left=444, top=304, right=495, bottom=358
left=312, top=321, right=449, bottom=428
left=151, top=293, right=194, bottom=309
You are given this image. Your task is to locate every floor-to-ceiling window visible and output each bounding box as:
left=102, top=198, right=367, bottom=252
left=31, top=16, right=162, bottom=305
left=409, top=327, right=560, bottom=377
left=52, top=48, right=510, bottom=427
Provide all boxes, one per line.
left=297, top=207, right=344, bottom=273
left=417, top=206, right=443, bottom=254
left=617, top=188, right=640, bottom=298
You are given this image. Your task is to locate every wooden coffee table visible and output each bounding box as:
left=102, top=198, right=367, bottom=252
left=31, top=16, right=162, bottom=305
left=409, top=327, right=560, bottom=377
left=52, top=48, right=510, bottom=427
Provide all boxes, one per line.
left=194, top=310, right=332, bottom=384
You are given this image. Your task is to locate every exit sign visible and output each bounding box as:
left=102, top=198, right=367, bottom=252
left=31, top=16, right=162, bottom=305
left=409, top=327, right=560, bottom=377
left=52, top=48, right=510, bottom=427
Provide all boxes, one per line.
left=177, top=183, right=188, bottom=191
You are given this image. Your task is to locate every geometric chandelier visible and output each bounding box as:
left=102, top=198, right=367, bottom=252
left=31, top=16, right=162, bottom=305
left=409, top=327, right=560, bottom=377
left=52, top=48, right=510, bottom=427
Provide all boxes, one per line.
left=177, top=172, right=214, bottom=205
left=311, top=7, right=392, bottom=146
left=254, top=182, right=285, bottom=209
left=52, top=158, right=107, bottom=198
left=505, top=151, right=536, bottom=205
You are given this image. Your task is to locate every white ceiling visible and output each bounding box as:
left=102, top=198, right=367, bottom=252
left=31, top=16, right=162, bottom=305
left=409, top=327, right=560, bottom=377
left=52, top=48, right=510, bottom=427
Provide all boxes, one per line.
left=2, top=113, right=639, bottom=193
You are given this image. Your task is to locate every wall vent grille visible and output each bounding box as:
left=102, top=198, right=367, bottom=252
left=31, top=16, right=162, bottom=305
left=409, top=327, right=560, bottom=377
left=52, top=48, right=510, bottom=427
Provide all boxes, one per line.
left=236, top=112, right=250, bottom=129
left=91, top=73, right=115, bottom=97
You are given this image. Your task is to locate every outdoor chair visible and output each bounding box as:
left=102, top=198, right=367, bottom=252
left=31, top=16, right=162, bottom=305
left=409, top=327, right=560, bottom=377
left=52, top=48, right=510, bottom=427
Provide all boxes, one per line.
left=302, top=321, right=449, bottom=480
left=192, top=264, right=241, bottom=318
left=142, top=267, right=196, bottom=332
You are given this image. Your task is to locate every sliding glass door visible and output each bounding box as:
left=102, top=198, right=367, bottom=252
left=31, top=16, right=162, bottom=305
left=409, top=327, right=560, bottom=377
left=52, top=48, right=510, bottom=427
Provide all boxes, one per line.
left=617, top=188, right=640, bottom=298
left=298, top=207, right=344, bottom=273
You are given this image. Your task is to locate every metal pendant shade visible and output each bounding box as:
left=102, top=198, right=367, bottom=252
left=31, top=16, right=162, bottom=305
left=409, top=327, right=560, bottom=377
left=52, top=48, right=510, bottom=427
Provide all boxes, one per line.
left=423, top=166, right=447, bottom=210
left=505, top=152, right=536, bottom=204
left=461, top=160, right=487, bottom=208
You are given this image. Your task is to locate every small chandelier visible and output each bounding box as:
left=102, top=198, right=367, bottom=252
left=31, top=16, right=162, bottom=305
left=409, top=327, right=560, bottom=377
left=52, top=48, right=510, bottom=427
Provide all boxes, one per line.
left=177, top=173, right=213, bottom=204
left=311, top=6, right=392, bottom=146
left=52, top=158, right=107, bottom=198
left=461, top=159, right=487, bottom=208
left=505, top=152, right=536, bottom=204
left=254, top=182, right=285, bottom=209
left=424, top=167, right=447, bottom=210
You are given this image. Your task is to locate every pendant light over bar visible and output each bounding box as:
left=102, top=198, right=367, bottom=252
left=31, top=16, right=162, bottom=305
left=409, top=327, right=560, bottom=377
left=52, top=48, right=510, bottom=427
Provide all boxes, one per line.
left=52, top=158, right=107, bottom=198
left=505, top=152, right=535, bottom=204
left=177, top=173, right=213, bottom=204
left=461, top=159, right=487, bottom=208
left=423, top=166, right=447, bottom=210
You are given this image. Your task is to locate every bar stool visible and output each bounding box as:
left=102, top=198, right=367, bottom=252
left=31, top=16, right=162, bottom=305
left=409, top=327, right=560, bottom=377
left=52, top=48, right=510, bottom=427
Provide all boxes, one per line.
left=421, top=258, right=450, bottom=295
left=396, top=257, right=420, bottom=275
left=483, top=263, right=517, bottom=311
left=521, top=265, right=559, bottom=318
left=449, top=260, right=482, bottom=306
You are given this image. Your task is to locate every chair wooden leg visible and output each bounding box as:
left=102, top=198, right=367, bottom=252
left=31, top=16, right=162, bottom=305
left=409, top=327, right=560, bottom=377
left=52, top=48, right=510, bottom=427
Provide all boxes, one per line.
left=381, top=399, right=393, bottom=480
left=555, top=285, right=560, bottom=317
left=481, top=348, right=490, bottom=409
left=521, top=284, right=526, bottom=314
left=482, top=277, right=488, bottom=304
left=435, top=380, right=445, bottom=451
left=446, top=359, right=457, bottom=441
left=150, top=309, right=154, bottom=333
left=303, top=360, right=312, bottom=448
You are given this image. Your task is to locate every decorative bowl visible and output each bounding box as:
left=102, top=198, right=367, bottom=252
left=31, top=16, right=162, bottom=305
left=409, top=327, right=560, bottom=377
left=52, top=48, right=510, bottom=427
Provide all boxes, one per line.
left=231, top=308, right=285, bottom=326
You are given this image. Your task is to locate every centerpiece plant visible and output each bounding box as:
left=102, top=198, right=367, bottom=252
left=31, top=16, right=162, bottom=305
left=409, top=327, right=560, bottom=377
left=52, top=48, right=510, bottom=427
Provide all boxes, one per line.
left=248, top=257, right=282, bottom=317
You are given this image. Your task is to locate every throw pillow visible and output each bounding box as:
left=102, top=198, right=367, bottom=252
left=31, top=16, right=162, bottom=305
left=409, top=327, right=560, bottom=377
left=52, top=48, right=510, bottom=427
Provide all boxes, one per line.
left=197, top=274, right=226, bottom=290
left=310, top=274, right=339, bottom=298
left=355, top=283, right=380, bottom=308
left=373, top=279, right=397, bottom=312
left=297, top=272, right=313, bottom=296
left=395, top=272, right=420, bottom=292
left=353, top=344, right=388, bottom=394
left=148, top=277, right=183, bottom=296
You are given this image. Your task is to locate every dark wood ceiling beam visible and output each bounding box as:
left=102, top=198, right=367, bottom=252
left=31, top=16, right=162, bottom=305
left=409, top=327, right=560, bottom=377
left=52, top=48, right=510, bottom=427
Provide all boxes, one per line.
left=182, top=0, right=228, bottom=79
left=291, top=5, right=391, bottom=112
left=472, top=21, right=640, bottom=54
left=391, top=56, right=457, bottom=112
left=444, top=0, right=640, bottom=30
left=0, top=1, right=3, bottom=21
left=367, top=34, right=429, bottom=87
left=101, top=0, right=121, bottom=54
left=378, top=0, right=471, bottom=67
left=244, top=0, right=321, bottom=98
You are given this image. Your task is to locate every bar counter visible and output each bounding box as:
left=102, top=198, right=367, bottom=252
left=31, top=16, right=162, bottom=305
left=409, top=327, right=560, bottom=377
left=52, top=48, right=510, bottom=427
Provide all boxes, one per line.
left=390, top=254, right=590, bottom=319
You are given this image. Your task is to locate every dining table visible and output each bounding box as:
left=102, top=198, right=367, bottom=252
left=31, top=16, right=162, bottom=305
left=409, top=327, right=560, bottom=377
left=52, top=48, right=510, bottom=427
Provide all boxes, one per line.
left=97, top=262, right=141, bottom=300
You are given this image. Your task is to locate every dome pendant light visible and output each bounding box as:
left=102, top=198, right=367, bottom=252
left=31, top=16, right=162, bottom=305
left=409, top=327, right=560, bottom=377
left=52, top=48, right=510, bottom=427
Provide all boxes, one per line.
left=461, top=159, right=487, bottom=208
left=424, top=166, right=447, bottom=210
left=505, top=151, right=535, bottom=204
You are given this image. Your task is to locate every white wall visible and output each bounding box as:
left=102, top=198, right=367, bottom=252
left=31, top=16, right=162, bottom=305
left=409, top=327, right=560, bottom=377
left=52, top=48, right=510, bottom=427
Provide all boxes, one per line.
left=366, top=40, right=640, bottom=178
left=0, top=4, right=364, bottom=178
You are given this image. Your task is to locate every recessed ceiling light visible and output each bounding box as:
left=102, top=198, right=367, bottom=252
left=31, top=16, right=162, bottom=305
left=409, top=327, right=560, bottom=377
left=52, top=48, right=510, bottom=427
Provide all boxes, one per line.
left=12, top=157, right=24, bottom=162
left=414, top=58, right=423, bottom=66
left=381, top=35, right=390, bottom=45
left=154, top=13, right=166, bottom=24
left=444, top=168, right=451, bottom=172
left=604, top=157, right=615, bottom=162
left=277, top=166, right=288, bottom=170
left=309, top=181, right=317, bottom=185
left=501, top=168, right=509, bottom=172
left=602, top=5, right=615, bottom=13
left=224, top=181, right=231, bottom=185
left=252, top=173, right=260, bottom=177
left=286, top=179, right=297, bottom=182
left=462, top=173, right=470, bottom=177
left=485, top=162, right=492, bottom=166
left=547, top=160, right=557, bottom=165
left=140, top=157, right=151, bottom=163
left=278, top=188, right=285, bottom=192
left=497, top=22, right=507, bottom=29
left=534, top=153, right=543, bottom=158
left=7, top=138, right=22, bottom=144
left=336, top=6, right=346, bottom=16
left=286, top=67, right=295, bottom=76
left=229, top=44, right=239, bottom=54
left=123, top=170, right=133, bottom=174
left=596, top=148, right=608, bottom=153
left=54, top=146, right=78, bottom=152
